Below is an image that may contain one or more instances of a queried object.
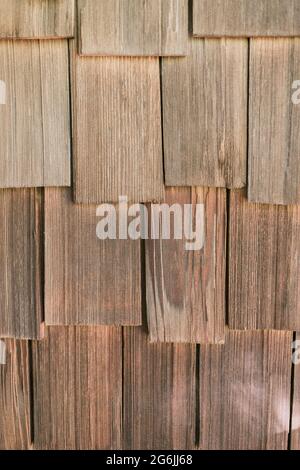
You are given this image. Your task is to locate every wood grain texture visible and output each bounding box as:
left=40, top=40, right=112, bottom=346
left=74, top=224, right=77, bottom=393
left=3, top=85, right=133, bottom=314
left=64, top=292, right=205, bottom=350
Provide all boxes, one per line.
left=45, top=188, right=141, bottom=326
left=146, top=187, right=226, bottom=344
left=78, top=0, right=188, bottom=56
left=72, top=44, right=164, bottom=204
left=32, top=326, right=122, bottom=450
left=249, top=38, right=300, bottom=204
left=0, top=40, right=71, bottom=188
left=0, top=340, right=31, bottom=450
left=291, top=333, right=300, bottom=449
left=162, top=38, right=247, bottom=188
left=193, top=0, right=300, bottom=37
left=0, top=0, right=74, bottom=38
left=0, top=189, right=43, bottom=339
left=229, top=190, right=300, bottom=330
left=123, top=326, right=196, bottom=449
left=199, top=330, right=292, bottom=450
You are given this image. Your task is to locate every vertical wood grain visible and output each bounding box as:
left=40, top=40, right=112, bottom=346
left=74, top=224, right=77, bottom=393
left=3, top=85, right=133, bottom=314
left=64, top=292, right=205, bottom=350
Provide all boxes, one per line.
left=162, top=38, right=248, bottom=188
left=249, top=38, right=300, bottom=204
left=146, top=187, right=226, bottom=343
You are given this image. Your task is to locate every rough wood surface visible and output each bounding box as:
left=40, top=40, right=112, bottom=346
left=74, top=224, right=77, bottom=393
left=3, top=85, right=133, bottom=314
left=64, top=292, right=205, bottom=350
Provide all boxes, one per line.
left=146, top=187, right=226, bottom=344
left=72, top=44, right=164, bottom=203
left=0, top=340, right=31, bottom=450
left=0, top=0, right=74, bottom=38
left=249, top=38, right=300, bottom=204
left=45, top=188, right=141, bottom=326
left=199, top=330, right=292, bottom=450
left=0, top=40, right=71, bottom=188
left=291, top=333, right=300, bottom=449
left=162, top=38, right=247, bottom=188
left=78, top=0, right=188, bottom=56
left=229, top=190, right=300, bottom=330
left=32, top=326, right=122, bottom=450
left=0, top=189, right=43, bottom=339
left=123, top=326, right=196, bottom=449
left=193, top=0, right=300, bottom=37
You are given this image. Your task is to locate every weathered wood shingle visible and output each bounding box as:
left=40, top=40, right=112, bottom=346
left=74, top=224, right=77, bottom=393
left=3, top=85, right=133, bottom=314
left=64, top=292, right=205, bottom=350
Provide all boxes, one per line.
left=45, top=188, right=141, bottom=326
left=123, top=326, right=196, bottom=449
left=0, top=340, right=31, bottom=450
left=199, top=330, right=292, bottom=450
left=249, top=38, right=300, bottom=205
left=0, top=0, right=74, bottom=38
left=229, top=190, right=300, bottom=330
left=0, top=40, right=71, bottom=188
left=162, top=38, right=247, bottom=188
left=146, top=187, right=226, bottom=344
left=78, top=0, right=188, bottom=56
left=32, top=326, right=122, bottom=450
left=193, top=0, right=300, bottom=37
left=0, top=189, right=43, bottom=339
left=72, top=42, right=164, bottom=203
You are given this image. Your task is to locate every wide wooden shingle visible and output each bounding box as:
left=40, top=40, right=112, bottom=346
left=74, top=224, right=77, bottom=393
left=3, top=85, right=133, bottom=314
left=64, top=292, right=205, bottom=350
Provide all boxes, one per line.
left=199, top=330, right=292, bottom=450
left=0, top=189, right=43, bottom=339
left=0, top=40, right=71, bottom=188
left=162, top=38, right=247, bottom=188
left=249, top=38, right=300, bottom=205
left=45, top=188, right=141, bottom=326
left=193, top=0, right=300, bottom=37
left=123, top=326, right=196, bottom=449
left=32, top=326, right=122, bottom=450
left=146, top=187, right=226, bottom=344
left=72, top=46, right=164, bottom=203
left=78, top=0, right=188, bottom=56
left=0, top=0, right=74, bottom=38
left=229, top=190, right=300, bottom=330
left=0, top=340, right=31, bottom=450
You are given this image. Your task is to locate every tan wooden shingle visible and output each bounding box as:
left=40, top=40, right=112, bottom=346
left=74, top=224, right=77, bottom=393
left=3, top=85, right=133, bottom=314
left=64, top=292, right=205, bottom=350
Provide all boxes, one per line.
left=123, top=326, right=196, bottom=449
left=0, top=0, right=74, bottom=38
left=0, top=189, right=43, bottom=339
left=32, top=326, right=122, bottom=450
left=72, top=43, right=164, bottom=203
left=78, top=0, right=188, bottom=56
left=146, top=187, right=226, bottom=344
left=291, top=333, right=300, bottom=449
left=0, top=340, right=31, bottom=450
left=162, top=38, right=247, bottom=188
left=0, top=40, right=71, bottom=188
left=45, top=188, right=141, bottom=326
left=193, top=0, right=300, bottom=37
left=249, top=38, right=300, bottom=205
left=199, top=330, right=292, bottom=450
left=229, top=190, right=300, bottom=330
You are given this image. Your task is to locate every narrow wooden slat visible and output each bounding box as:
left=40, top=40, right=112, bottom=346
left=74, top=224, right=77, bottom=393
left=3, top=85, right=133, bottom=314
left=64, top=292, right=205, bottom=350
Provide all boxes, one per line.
left=32, top=326, right=122, bottom=450
left=162, top=38, right=247, bottom=188
left=229, top=190, right=300, bottom=330
left=0, top=340, right=31, bottom=450
left=291, top=333, right=300, bottom=449
left=45, top=188, right=141, bottom=326
left=193, top=0, right=300, bottom=37
left=0, top=0, right=74, bottom=38
left=123, top=326, right=196, bottom=449
left=199, top=330, right=292, bottom=450
left=78, top=0, right=188, bottom=56
left=0, top=40, right=71, bottom=188
left=0, top=189, right=43, bottom=339
left=72, top=44, right=164, bottom=204
left=146, top=187, right=226, bottom=343
left=249, top=38, right=300, bottom=205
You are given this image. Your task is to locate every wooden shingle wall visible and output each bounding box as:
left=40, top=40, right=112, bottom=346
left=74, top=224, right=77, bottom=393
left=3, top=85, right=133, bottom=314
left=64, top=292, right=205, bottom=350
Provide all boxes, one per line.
left=0, top=0, right=300, bottom=450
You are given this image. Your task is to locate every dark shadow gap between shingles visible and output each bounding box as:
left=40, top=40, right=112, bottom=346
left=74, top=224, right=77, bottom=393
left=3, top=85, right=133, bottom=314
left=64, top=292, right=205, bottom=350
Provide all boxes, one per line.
left=246, top=37, right=250, bottom=190
left=67, top=39, right=74, bottom=192
left=225, top=189, right=230, bottom=326
left=195, top=344, right=200, bottom=447
left=28, top=340, right=35, bottom=446
left=159, top=58, right=166, bottom=188
left=288, top=331, right=297, bottom=449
